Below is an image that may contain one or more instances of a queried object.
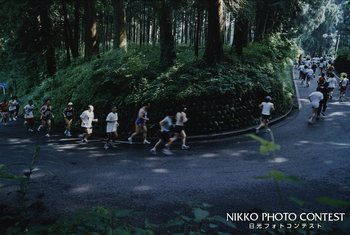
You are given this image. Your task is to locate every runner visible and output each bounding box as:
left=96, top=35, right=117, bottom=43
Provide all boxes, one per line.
left=37, top=99, right=53, bottom=137
left=63, top=102, right=75, bottom=137
left=317, top=73, right=326, bottom=88
left=339, top=74, right=349, bottom=102
left=104, top=106, right=119, bottom=150
left=150, top=112, right=174, bottom=155
left=79, top=105, right=98, bottom=143
left=299, top=65, right=307, bottom=84
left=24, top=100, right=35, bottom=132
left=308, top=89, right=324, bottom=124
left=0, top=99, right=9, bottom=126
left=128, top=103, right=151, bottom=144
left=317, top=81, right=329, bottom=118
left=166, top=105, right=190, bottom=150
left=256, top=96, right=275, bottom=133
left=8, top=96, right=19, bottom=121
left=327, top=73, right=337, bottom=100
left=305, top=66, right=314, bottom=87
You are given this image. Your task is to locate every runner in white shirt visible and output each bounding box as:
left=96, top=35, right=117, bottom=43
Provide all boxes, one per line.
left=8, top=97, right=18, bottom=121
left=256, top=96, right=275, bottom=133
left=150, top=112, right=174, bottom=155
left=104, top=106, right=119, bottom=150
left=167, top=105, right=190, bottom=150
left=79, top=105, right=98, bottom=143
left=308, top=90, right=324, bottom=124
left=24, top=100, right=35, bottom=132
left=339, top=74, right=349, bottom=102
left=306, top=67, right=314, bottom=87
left=327, top=73, right=337, bottom=100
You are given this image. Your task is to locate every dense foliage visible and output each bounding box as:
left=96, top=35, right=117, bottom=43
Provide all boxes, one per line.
left=334, top=47, right=350, bottom=74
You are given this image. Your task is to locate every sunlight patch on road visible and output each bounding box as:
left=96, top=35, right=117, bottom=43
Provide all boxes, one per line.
left=152, top=168, right=169, bottom=173
left=133, top=185, right=154, bottom=192
left=8, top=138, right=33, bottom=143
left=268, top=157, right=288, bottom=163
left=199, top=153, right=219, bottom=158
left=326, top=111, right=350, bottom=117
left=70, top=184, right=92, bottom=193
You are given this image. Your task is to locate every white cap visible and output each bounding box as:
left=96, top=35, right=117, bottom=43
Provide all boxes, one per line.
left=88, top=105, right=94, bottom=111
left=68, top=102, right=73, bottom=106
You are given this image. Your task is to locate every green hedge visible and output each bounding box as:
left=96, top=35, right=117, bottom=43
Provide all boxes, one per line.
left=12, top=35, right=295, bottom=136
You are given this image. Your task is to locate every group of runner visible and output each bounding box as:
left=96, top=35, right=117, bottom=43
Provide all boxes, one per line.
left=1, top=99, right=190, bottom=155
left=304, top=58, right=349, bottom=124
left=0, top=96, right=20, bottom=125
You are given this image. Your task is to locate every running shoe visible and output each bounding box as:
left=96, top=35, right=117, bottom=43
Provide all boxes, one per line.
left=28, top=128, right=34, bottom=132
left=82, top=138, right=88, bottom=143
left=128, top=137, right=133, bottom=144
left=162, top=148, right=173, bottom=155
left=150, top=148, right=156, bottom=155
left=104, top=143, right=109, bottom=150
left=45, top=133, right=50, bottom=137
left=143, top=139, right=151, bottom=144
left=181, top=145, right=190, bottom=150
left=37, top=125, right=43, bottom=132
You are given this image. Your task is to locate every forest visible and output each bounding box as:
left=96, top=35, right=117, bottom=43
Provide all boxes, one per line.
left=0, top=0, right=349, bottom=135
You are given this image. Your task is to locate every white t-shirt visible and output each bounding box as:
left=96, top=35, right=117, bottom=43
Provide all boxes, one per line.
left=80, top=110, right=94, bottom=128
left=175, top=112, right=188, bottom=126
left=309, top=91, right=323, bottom=108
left=306, top=68, right=314, bottom=76
left=106, top=112, right=118, bottom=133
left=340, top=78, right=349, bottom=87
left=8, top=100, right=18, bottom=111
left=161, top=116, right=173, bottom=132
left=24, top=104, right=34, bottom=119
left=327, top=77, right=337, bottom=88
left=261, top=102, right=274, bottom=115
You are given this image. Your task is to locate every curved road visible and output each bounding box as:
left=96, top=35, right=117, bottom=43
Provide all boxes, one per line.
left=1, top=69, right=349, bottom=231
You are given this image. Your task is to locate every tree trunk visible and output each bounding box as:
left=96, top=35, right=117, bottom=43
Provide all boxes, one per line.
left=61, top=0, right=72, bottom=64
left=194, top=2, right=201, bottom=57
left=39, top=0, right=57, bottom=75
left=72, top=0, right=80, bottom=58
left=159, top=0, right=176, bottom=67
left=151, top=8, right=157, bottom=45
left=233, top=15, right=249, bottom=55
left=112, top=0, right=127, bottom=51
left=84, top=0, right=99, bottom=59
left=203, top=0, right=224, bottom=64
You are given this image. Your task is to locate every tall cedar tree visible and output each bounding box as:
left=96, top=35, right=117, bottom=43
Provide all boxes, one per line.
left=204, top=0, right=224, bottom=64
left=84, top=0, right=99, bottom=59
left=159, top=0, right=176, bottom=67
left=38, top=0, right=57, bottom=75
left=112, top=0, right=127, bottom=50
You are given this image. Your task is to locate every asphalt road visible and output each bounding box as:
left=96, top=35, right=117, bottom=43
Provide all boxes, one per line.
left=1, top=69, right=349, bottom=232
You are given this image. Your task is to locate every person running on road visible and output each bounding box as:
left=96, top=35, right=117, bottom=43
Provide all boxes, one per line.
left=299, top=65, right=307, bottom=84
left=8, top=96, right=19, bottom=121
left=308, top=89, right=324, bottom=124
left=63, top=102, right=75, bottom=137
left=317, top=73, right=326, bottom=88
left=317, top=81, right=329, bottom=118
left=256, top=96, right=275, bottom=133
left=166, top=105, right=190, bottom=150
left=104, top=106, right=119, bottom=150
left=79, top=105, right=98, bottom=143
left=327, top=73, right=337, bottom=100
left=150, top=112, right=174, bottom=155
left=305, top=66, right=314, bottom=87
left=37, top=99, right=53, bottom=137
left=128, top=103, right=151, bottom=144
left=0, top=99, right=9, bottom=126
left=339, top=74, right=349, bottom=102
left=24, top=100, right=35, bottom=132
